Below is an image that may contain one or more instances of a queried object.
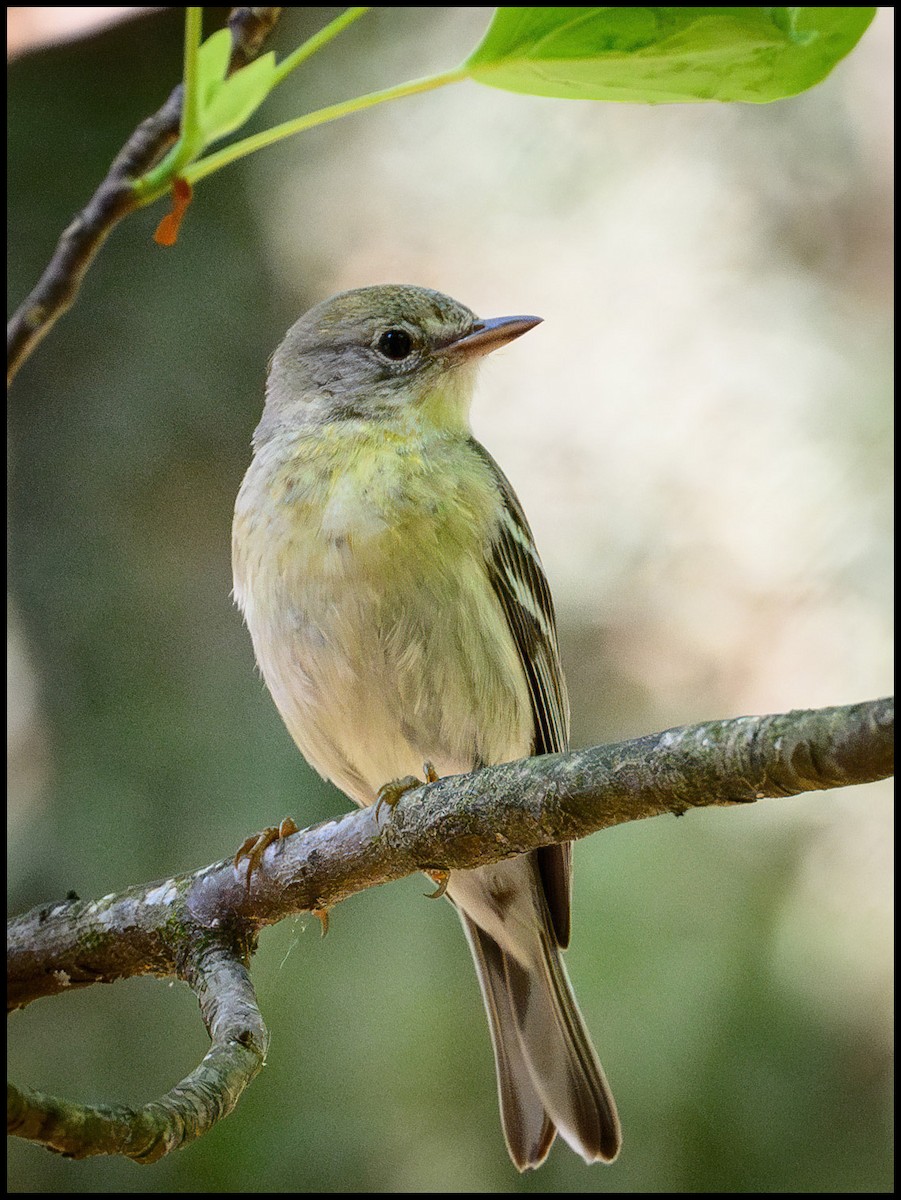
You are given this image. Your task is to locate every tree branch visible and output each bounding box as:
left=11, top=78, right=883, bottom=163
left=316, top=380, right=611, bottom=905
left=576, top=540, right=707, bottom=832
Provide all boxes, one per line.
left=7, top=698, right=892, bottom=1160
left=6, top=7, right=283, bottom=387
left=7, top=697, right=892, bottom=1159
left=7, top=930, right=267, bottom=1162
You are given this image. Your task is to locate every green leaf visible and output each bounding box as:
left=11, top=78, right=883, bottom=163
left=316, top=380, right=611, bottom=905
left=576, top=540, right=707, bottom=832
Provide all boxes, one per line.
left=462, top=7, right=877, bottom=104
left=199, top=52, right=279, bottom=146
left=196, top=27, right=232, bottom=105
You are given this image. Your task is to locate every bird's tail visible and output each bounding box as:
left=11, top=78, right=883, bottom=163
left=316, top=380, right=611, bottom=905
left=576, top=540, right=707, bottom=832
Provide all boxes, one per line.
left=460, top=912, right=621, bottom=1171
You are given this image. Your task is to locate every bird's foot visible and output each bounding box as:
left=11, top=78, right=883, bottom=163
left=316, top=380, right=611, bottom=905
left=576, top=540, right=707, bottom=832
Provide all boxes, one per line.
left=311, top=905, right=330, bottom=937
left=424, top=869, right=451, bottom=899
left=374, top=760, right=439, bottom=819
left=233, top=816, right=299, bottom=885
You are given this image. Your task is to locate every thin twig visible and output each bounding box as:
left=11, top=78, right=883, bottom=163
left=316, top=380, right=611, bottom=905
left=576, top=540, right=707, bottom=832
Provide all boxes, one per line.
left=8, top=932, right=267, bottom=1162
left=6, top=7, right=283, bottom=387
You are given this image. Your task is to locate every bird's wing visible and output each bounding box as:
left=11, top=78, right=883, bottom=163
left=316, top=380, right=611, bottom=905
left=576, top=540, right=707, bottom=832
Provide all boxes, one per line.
left=468, top=438, right=573, bottom=948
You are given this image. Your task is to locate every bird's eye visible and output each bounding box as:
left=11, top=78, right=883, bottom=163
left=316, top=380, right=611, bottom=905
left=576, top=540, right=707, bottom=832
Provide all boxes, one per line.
left=377, top=329, right=413, bottom=360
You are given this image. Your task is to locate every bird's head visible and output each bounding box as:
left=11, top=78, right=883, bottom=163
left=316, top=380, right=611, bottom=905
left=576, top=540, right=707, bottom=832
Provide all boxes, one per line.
left=256, top=284, right=541, bottom=444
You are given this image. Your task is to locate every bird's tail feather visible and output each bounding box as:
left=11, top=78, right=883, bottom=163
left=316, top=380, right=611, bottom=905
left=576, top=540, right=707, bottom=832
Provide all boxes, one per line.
left=461, top=913, right=621, bottom=1170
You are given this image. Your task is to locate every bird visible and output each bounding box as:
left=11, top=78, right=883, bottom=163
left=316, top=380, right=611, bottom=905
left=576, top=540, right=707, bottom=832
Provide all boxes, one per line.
left=232, top=283, right=621, bottom=1170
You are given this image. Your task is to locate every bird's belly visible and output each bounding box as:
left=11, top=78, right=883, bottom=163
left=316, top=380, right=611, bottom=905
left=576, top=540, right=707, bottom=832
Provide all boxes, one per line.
left=244, top=529, right=533, bottom=808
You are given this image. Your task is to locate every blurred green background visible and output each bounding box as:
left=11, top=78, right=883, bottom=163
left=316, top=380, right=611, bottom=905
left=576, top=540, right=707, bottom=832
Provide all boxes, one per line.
left=7, top=6, right=892, bottom=1193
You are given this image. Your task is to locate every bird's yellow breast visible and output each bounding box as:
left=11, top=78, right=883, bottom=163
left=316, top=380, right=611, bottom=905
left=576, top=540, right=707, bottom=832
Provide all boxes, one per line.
left=231, top=421, right=533, bottom=805
left=233, top=423, right=500, bottom=597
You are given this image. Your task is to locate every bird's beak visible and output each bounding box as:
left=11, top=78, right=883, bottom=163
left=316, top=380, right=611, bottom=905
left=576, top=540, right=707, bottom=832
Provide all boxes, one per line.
left=440, top=315, right=542, bottom=361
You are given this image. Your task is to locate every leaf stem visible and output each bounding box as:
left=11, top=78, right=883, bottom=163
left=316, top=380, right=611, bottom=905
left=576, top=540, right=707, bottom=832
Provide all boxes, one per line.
left=180, top=7, right=204, bottom=155
left=176, top=68, right=466, bottom=192
left=136, top=7, right=205, bottom=197
left=273, top=7, right=371, bottom=88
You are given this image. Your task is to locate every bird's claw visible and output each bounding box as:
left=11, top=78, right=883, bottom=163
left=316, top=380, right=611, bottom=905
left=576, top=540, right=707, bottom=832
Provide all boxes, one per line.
left=424, top=869, right=450, bottom=899
left=374, top=761, right=439, bottom=819
left=233, top=816, right=299, bottom=886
